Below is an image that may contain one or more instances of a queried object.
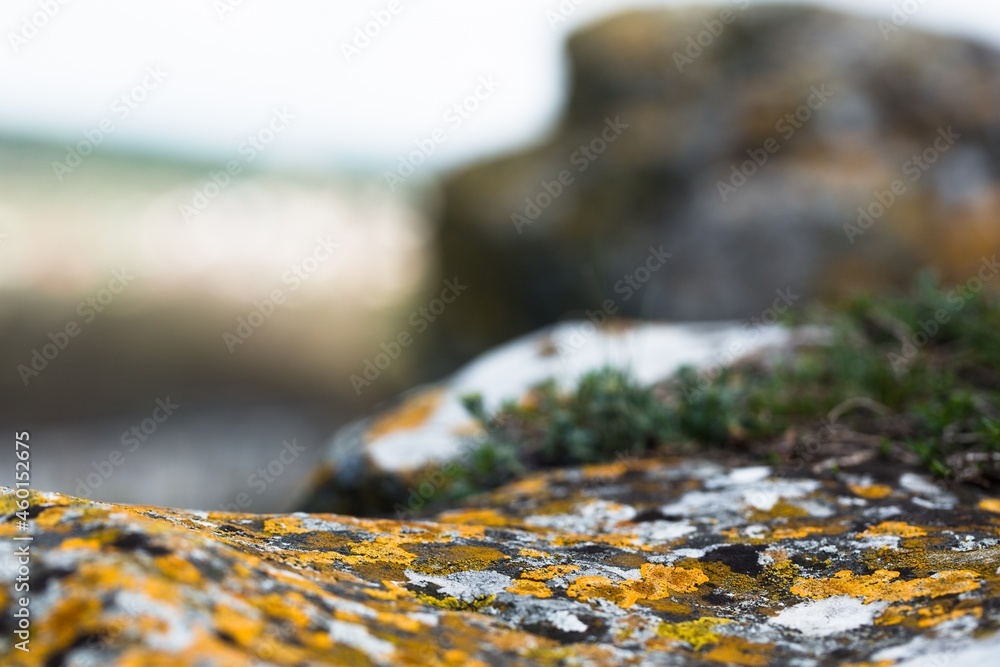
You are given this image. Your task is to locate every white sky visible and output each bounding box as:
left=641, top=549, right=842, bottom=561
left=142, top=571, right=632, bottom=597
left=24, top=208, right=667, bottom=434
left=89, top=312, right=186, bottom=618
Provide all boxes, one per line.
left=1, top=0, right=997, bottom=172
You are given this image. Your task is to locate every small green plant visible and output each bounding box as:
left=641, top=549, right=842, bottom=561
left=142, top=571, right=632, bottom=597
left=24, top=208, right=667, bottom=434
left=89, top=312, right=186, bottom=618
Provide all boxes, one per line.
left=453, top=368, right=677, bottom=491
left=443, top=276, right=1000, bottom=501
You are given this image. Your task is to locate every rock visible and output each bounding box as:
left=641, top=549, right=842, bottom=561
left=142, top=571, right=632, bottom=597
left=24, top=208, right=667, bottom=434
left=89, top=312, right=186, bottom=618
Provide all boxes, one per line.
left=297, top=319, right=815, bottom=515
left=3, top=458, right=1000, bottom=665
left=435, top=6, right=1000, bottom=358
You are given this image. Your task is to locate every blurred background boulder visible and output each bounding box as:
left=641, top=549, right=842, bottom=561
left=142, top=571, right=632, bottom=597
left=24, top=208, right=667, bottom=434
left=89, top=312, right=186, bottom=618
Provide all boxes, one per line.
left=436, top=6, right=1000, bottom=358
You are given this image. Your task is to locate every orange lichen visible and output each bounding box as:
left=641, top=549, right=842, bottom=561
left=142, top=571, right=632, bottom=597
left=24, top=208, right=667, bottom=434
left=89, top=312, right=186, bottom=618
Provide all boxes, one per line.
left=857, top=521, right=927, bottom=539
left=262, top=517, right=314, bottom=536
left=567, top=575, right=641, bottom=608
left=154, top=554, right=201, bottom=584
left=437, top=508, right=511, bottom=527
left=978, top=498, right=1000, bottom=514
left=877, top=601, right=982, bottom=628
left=791, top=569, right=982, bottom=603
left=507, top=579, right=553, bottom=598
left=517, top=547, right=551, bottom=559
left=552, top=532, right=645, bottom=550
left=366, top=388, right=443, bottom=440
left=580, top=461, right=632, bottom=479
left=35, top=507, right=68, bottom=528
left=624, top=564, right=709, bottom=598
left=365, top=580, right=414, bottom=602
left=407, top=544, right=508, bottom=575
left=568, top=565, right=708, bottom=608
left=703, top=637, right=775, bottom=667
left=214, top=603, right=263, bottom=646
left=849, top=484, right=894, bottom=500
left=522, top=564, right=581, bottom=580
left=770, top=523, right=846, bottom=540
left=498, top=476, right=550, bottom=497
left=60, top=530, right=122, bottom=550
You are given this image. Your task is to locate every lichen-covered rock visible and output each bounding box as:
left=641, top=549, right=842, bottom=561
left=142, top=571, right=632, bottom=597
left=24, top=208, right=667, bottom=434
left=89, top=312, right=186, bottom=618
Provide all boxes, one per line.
left=3, top=458, right=999, bottom=665
left=298, top=319, right=814, bottom=515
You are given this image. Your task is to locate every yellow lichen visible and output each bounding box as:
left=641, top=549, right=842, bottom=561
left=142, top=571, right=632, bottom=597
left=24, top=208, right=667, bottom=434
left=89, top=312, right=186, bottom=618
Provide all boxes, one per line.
left=750, top=500, right=810, bottom=521
left=690, top=560, right=757, bottom=596
left=657, top=617, right=731, bottom=650
left=791, top=569, right=981, bottom=604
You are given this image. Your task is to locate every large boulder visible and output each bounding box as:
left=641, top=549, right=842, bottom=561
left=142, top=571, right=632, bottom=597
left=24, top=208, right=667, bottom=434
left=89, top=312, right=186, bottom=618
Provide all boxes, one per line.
left=435, top=6, right=1000, bottom=358
left=3, top=459, right=1000, bottom=665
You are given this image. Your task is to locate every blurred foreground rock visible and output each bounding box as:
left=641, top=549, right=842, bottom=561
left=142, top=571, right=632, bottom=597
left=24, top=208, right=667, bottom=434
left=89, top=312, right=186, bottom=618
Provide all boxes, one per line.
left=3, top=458, right=1000, bottom=665
left=437, top=6, right=1000, bottom=357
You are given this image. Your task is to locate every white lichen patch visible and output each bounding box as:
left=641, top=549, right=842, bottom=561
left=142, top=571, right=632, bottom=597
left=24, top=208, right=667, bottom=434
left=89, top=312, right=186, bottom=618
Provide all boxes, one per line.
left=326, top=619, right=395, bottom=664
left=405, top=569, right=512, bottom=603
left=549, top=610, right=589, bottom=633
left=115, top=590, right=198, bottom=653
left=525, top=500, right=637, bottom=534
left=659, top=478, right=822, bottom=521
left=854, top=534, right=902, bottom=550
left=900, top=472, right=956, bottom=509
left=632, top=519, right=697, bottom=544
left=705, top=466, right=772, bottom=488
left=770, top=596, right=888, bottom=637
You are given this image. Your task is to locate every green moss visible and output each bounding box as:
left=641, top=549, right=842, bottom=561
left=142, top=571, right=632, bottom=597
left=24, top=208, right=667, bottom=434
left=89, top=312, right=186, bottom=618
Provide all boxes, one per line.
left=448, top=276, right=1000, bottom=498
left=454, top=368, right=676, bottom=492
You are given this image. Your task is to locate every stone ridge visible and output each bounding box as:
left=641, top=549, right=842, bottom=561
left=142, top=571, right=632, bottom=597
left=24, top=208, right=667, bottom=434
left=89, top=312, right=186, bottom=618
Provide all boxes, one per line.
left=2, top=457, right=999, bottom=665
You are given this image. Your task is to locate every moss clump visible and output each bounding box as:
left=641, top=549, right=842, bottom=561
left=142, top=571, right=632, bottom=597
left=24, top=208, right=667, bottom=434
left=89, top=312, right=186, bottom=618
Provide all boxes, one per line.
left=455, top=368, right=675, bottom=493
left=452, top=276, right=1000, bottom=497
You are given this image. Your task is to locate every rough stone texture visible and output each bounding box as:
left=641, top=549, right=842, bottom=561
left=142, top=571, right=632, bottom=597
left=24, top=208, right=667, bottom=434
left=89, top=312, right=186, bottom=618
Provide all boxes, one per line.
left=3, top=458, right=1000, bottom=665
left=436, top=6, right=1000, bottom=358
left=298, top=319, right=817, bottom=515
